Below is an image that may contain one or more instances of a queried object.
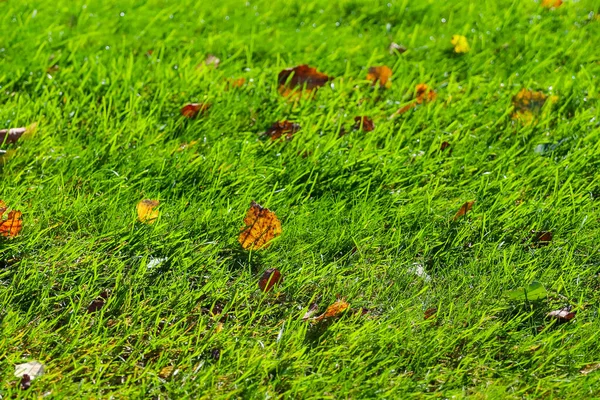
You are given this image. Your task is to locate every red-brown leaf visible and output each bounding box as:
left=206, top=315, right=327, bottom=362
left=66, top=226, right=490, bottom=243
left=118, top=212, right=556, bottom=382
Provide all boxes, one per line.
left=258, top=268, right=282, bottom=292
left=453, top=201, right=475, bottom=221
left=278, top=65, right=331, bottom=95
left=547, top=307, right=575, bottom=322
left=181, top=103, right=211, bottom=118
left=353, top=116, right=375, bottom=132
left=265, top=121, right=301, bottom=140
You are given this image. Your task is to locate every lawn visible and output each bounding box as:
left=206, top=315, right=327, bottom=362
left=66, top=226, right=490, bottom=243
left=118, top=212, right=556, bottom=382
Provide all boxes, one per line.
left=1, top=0, right=600, bottom=397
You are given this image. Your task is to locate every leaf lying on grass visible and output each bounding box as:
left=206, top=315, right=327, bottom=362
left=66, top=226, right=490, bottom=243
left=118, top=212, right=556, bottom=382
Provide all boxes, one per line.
left=0, top=201, right=23, bottom=238
left=424, top=307, right=437, bottom=320
left=366, top=66, right=392, bottom=88
left=137, top=199, right=159, bottom=224
left=0, top=123, right=37, bottom=145
left=547, top=307, right=576, bottom=322
left=312, top=299, right=350, bottom=322
left=181, top=103, right=211, bottom=118
left=504, top=281, right=548, bottom=301
left=389, top=42, right=407, bottom=54
left=397, top=84, right=437, bottom=114
left=451, top=35, right=470, bottom=53
left=258, top=268, right=282, bottom=292
left=238, top=201, right=282, bottom=250
left=541, top=0, right=562, bottom=8
left=265, top=121, right=301, bottom=140
left=530, top=230, right=553, bottom=247
left=453, top=200, right=475, bottom=221
left=87, top=290, right=110, bottom=313
left=278, top=65, right=331, bottom=97
left=301, top=303, right=319, bottom=321
left=352, top=116, right=375, bottom=132
left=511, top=89, right=557, bottom=124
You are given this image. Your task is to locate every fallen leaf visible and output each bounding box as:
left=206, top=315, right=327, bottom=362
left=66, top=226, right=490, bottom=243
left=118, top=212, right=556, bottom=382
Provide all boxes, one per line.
left=440, top=141, right=451, bottom=151
left=0, top=123, right=37, bottom=145
left=159, top=366, right=174, bottom=378
left=265, top=121, right=301, bottom=140
left=547, top=307, right=576, bottom=322
left=278, top=65, right=331, bottom=97
left=14, top=361, right=44, bottom=381
left=424, top=307, right=437, bottom=320
left=258, top=268, right=282, bottom=292
left=302, top=303, right=319, bottom=321
left=137, top=199, right=159, bottom=224
left=181, top=103, right=211, bottom=118
left=226, top=77, right=246, bottom=89
left=238, top=201, right=282, bottom=250
left=353, top=116, right=375, bottom=132
left=504, top=281, right=548, bottom=301
left=453, top=200, right=475, bottom=221
left=451, top=35, right=470, bottom=53
left=314, top=299, right=349, bottom=321
left=542, top=0, right=562, bottom=8
left=367, top=66, right=392, bottom=88
left=20, top=374, right=31, bottom=390
left=389, top=42, right=407, bottom=54
left=531, top=230, right=552, bottom=246
left=87, top=290, right=110, bottom=313
left=0, top=201, right=23, bottom=238
left=581, top=363, right=600, bottom=375
left=511, top=89, right=556, bottom=124
left=205, top=54, right=220, bottom=68
left=397, top=84, right=437, bottom=114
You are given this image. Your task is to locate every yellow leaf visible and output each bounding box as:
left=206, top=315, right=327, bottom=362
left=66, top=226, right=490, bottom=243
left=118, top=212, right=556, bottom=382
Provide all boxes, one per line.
left=238, top=201, right=282, bottom=250
left=137, top=199, right=159, bottom=224
left=158, top=366, right=174, bottom=378
left=451, top=35, right=470, bottom=53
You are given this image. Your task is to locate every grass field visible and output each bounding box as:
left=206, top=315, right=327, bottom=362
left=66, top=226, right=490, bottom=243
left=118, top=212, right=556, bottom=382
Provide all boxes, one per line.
left=1, top=0, right=600, bottom=397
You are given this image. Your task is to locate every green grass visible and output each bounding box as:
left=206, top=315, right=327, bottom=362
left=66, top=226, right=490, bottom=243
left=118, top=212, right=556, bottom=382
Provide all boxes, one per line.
left=1, top=0, right=600, bottom=397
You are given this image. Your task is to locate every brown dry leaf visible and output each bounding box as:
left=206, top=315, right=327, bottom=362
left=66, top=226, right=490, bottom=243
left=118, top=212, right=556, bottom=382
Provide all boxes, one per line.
left=159, top=366, right=174, bottom=379
left=278, top=65, right=331, bottom=97
left=531, top=230, right=552, bottom=247
left=87, top=290, right=110, bottom=313
left=424, top=307, right=437, bottom=320
left=397, top=84, right=437, bottom=114
left=137, top=199, right=159, bottom=224
left=181, top=103, right=211, bottom=118
left=265, top=121, right=301, bottom=140
left=0, top=123, right=37, bottom=145
left=547, top=307, right=576, bottom=322
left=353, top=116, right=375, bottom=132
left=226, top=77, right=246, bottom=89
left=302, top=303, right=319, bottom=321
left=389, top=42, right=407, bottom=55
left=258, top=268, right=282, bottom=292
left=238, top=201, right=282, bottom=250
left=581, top=364, right=600, bottom=375
left=542, top=0, right=562, bottom=8
left=0, top=201, right=23, bottom=238
left=314, top=299, right=350, bottom=321
left=367, top=66, right=392, bottom=88
left=440, top=141, right=451, bottom=151
left=453, top=201, right=475, bottom=221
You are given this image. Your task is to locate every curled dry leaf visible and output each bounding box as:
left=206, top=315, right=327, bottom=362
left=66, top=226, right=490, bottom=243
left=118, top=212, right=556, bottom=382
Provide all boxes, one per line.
left=453, top=200, right=475, bottom=221
left=137, top=199, right=159, bottom=224
left=314, top=299, right=350, bottom=321
left=181, top=103, right=211, bottom=118
left=238, top=201, right=282, bottom=250
left=353, top=116, right=375, bottom=132
left=542, top=0, right=562, bottom=8
left=547, top=307, right=576, bottom=322
left=278, top=65, right=331, bottom=97
left=0, top=123, right=37, bottom=145
left=258, top=268, right=282, bottom=292
left=451, top=35, right=470, bottom=53
left=424, top=307, right=437, bottom=320
left=389, top=42, right=407, bottom=55
left=0, top=201, right=23, bottom=238
left=397, top=83, right=437, bottom=114
left=265, top=121, right=301, bottom=140
left=366, top=66, right=392, bottom=88
left=87, top=290, right=110, bottom=313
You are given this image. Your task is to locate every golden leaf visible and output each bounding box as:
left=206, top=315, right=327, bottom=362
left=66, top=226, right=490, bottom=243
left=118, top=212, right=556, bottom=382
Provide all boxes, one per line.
left=314, top=299, right=350, bottom=321
left=451, top=35, right=470, bottom=53
left=366, top=66, right=392, bottom=88
left=0, top=201, right=23, bottom=238
left=238, top=201, right=282, bottom=250
left=453, top=201, right=475, bottom=221
left=137, top=199, right=160, bottom=224
left=542, top=0, right=562, bottom=8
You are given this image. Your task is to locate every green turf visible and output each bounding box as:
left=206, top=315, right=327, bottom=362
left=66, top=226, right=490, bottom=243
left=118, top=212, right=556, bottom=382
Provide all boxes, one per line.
left=1, top=0, right=600, bottom=397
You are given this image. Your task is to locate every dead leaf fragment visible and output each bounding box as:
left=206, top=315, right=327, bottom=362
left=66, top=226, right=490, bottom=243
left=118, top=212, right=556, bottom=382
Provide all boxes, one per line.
left=451, top=35, right=470, bottom=53
left=0, top=202, right=23, bottom=238
left=453, top=201, right=475, bottom=221
left=159, top=366, right=174, bottom=378
left=181, top=103, right=211, bottom=118
left=397, top=84, right=437, bottom=114
left=0, top=123, right=37, bottom=145
left=542, top=0, right=562, bottom=8
left=20, top=374, right=31, bottom=390
left=353, top=116, right=375, bottom=132
left=278, top=65, right=331, bottom=97
left=440, top=141, right=451, bottom=151
left=226, top=77, right=246, bottom=89
left=424, top=307, right=437, bottom=320
left=547, top=307, right=576, bottom=322
left=137, top=199, right=159, bottom=224
left=265, top=121, right=301, bottom=140
left=258, top=268, right=282, bottom=292
left=511, top=89, right=555, bottom=124
left=367, top=66, right=392, bottom=88
left=389, top=42, right=407, bottom=54
left=14, top=361, right=44, bottom=381
left=581, top=363, right=600, bottom=375
left=87, top=290, right=110, bottom=313
left=531, top=230, right=552, bottom=247
left=238, top=201, right=282, bottom=250
left=314, top=299, right=349, bottom=321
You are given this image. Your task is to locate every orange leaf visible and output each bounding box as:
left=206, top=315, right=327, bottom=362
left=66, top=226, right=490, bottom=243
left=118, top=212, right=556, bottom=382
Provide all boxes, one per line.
left=314, top=299, right=349, bottom=321
left=265, top=121, right=301, bottom=140
left=366, top=66, right=392, bottom=88
left=137, top=199, right=160, bottom=224
left=278, top=65, right=331, bottom=97
left=238, top=201, right=282, bottom=250
left=453, top=201, right=475, bottom=221
left=181, top=103, right=211, bottom=118
left=397, top=84, right=437, bottom=114
left=353, top=116, right=375, bottom=132
left=226, top=77, right=246, bottom=89
left=541, top=0, right=562, bottom=8
left=258, top=268, right=282, bottom=292
left=0, top=205, right=23, bottom=238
